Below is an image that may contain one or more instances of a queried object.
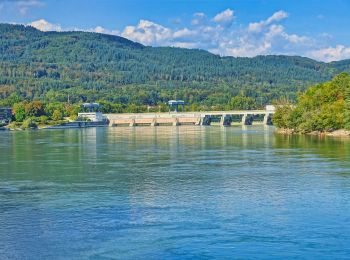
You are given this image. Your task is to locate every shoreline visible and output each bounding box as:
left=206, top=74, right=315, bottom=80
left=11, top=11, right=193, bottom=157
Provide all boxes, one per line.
left=276, top=128, right=350, bottom=138
left=1, top=121, right=109, bottom=131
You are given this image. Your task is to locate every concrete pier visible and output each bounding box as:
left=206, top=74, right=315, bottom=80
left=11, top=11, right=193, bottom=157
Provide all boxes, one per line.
left=107, top=110, right=275, bottom=127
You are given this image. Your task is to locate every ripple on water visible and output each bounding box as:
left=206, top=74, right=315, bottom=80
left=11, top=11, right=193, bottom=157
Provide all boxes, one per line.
left=0, top=126, right=350, bottom=259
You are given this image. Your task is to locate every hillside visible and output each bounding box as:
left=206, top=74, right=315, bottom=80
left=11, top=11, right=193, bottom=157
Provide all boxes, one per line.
left=1, top=23, right=350, bottom=106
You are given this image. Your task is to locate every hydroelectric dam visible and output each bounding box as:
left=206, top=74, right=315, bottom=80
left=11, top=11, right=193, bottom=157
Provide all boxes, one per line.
left=106, top=110, right=275, bottom=127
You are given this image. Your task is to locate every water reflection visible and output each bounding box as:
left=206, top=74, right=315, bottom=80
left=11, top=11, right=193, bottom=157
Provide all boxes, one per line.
left=1, top=126, right=350, bottom=259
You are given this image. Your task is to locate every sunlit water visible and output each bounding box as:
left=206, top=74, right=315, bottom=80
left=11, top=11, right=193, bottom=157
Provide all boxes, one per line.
left=1, top=126, right=350, bottom=259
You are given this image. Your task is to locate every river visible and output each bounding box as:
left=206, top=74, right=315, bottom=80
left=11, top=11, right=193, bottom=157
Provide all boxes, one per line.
left=1, top=126, right=350, bottom=259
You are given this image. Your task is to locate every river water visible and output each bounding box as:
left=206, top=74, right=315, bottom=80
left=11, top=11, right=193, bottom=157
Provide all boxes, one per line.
left=1, top=126, right=350, bottom=259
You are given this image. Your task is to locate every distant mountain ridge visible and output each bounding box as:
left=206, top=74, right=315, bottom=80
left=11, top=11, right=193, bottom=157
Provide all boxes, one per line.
left=0, top=23, right=350, bottom=105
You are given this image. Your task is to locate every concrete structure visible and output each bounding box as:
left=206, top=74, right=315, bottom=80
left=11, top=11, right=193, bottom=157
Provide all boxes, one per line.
left=78, top=102, right=107, bottom=122
left=265, top=105, right=276, bottom=112
left=168, top=100, right=185, bottom=112
left=107, top=109, right=275, bottom=127
left=78, top=112, right=105, bottom=122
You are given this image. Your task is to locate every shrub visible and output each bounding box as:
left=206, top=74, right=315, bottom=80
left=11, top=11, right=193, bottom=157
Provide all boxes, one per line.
left=52, top=110, right=63, bottom=121
left=39, top=115, right=49, bottom=124
left=21, top=118, right=37, bottom=130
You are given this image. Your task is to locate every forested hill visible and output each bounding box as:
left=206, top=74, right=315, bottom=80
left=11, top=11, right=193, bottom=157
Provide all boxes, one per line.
left=1, top=23, right=350, bottom=107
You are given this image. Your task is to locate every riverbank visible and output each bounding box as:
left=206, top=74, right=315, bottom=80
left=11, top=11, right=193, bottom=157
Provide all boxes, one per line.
left=276, top=128, right=350, bottom=137
left=3, top=121, right=108, bottom=131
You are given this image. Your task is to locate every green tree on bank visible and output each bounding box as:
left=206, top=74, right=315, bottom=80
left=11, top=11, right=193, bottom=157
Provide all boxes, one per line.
left=274, top=73, right=350, bottom=132
left=229, top=96, right=257, bottom=110
left=1, top=24, right=350, bottom=108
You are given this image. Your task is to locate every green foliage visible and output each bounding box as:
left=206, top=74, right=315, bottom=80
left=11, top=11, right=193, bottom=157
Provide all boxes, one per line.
left=274, top=73, right=350, bottom=132
left=229, top=96, right=258, bottom=110
left=126, top=104, right=143, bottom=113
left=11, top=100, right=71, bottom=123
left=44, top=102, right=65, bottom=117
left=39, top=115, right=48, bottom=124
left=52, top=110, right=63, bottom=121
left=344, top=79, right=350, bottom=130
left=97, top=100, right=125, bottom=113
left=24, top=101, right=45, bottom=117
left=13, top=103, right=26, bottom=122
left=21, top=118, right=37, bottom=130
left=272, top=105, right=295, bottom=129
left=69, top=114, right=78, bottom=121
left=1, top=24, right=350, bottom=108
left=0, top=93, right=21, bottom=107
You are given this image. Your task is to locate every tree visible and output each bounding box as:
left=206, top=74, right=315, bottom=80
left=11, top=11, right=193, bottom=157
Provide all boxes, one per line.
left=24, top=101, right=45, bottom=117
left=2, top=23, right=350, bottom=109
left=13, top=103, right=26, bottom=122
left=229, top=96, right=257, bottom=110
left=0, top=93, right=21, bottom=107
left=273, top=73, right=350, bottom=132
left=44, top=102, right=65, bottom=117
left=344, top=88, right=350, bottom=130
left=21, top=118, right=37, bottom=129
left=52, top=110, right=63, bottom=121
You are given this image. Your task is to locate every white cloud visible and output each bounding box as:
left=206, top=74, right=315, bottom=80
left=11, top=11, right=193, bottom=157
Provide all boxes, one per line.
left=25, top=9, right=350, bottom=62
left=92, top=26, right=119, bottom=35
left=191, top=12, right=206, bottom=26
left=173, top=28, right=196, bottom=39
left=17, top=0, right=43, bottom=15
left=309, top=45, right=350, bottom=62
left=117, top=11, right=326, bottom=60
left=248, top=10, right=288, bottom=32
left=29, top=19, right=61, bottom=31
left=212, top=9, right=234, bottom=23
left=29, top=19, right=120, bottom=36
left=0, top=0, right=44, bottom=15
left=266, top=10, right=289, bottom=24
left=121, top=20, right=173, bottom=46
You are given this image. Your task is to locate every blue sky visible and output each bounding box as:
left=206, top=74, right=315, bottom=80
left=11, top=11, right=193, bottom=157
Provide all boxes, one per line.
left=1, top=0, right=350, bottom=61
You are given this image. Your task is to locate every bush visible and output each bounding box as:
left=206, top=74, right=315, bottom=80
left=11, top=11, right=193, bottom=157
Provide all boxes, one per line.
left=13, top=103, right=26, bottom=122
left=52, top=110, right=63, bottom=121
left=21, top=118, right=37, bottom=130
left=229, top=96, right=257, bottom=110
left=39, top=115, right=49, bottom=124
left=274, top=73, right=350, bottom=132
left=7, top=121, right=22, bottom=129
left=69, top=114, right=78, bottom=121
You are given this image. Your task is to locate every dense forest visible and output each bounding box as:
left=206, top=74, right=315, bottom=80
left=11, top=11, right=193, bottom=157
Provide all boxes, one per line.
left=274, top=73, right=350, bottom=132
left=1, top=23, right=350, bottom=110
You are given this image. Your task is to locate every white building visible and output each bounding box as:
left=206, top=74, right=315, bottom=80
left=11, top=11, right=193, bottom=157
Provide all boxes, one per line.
left=78, top=112, right=104, bottom=122
left=265, top=105, right=276, bottom=112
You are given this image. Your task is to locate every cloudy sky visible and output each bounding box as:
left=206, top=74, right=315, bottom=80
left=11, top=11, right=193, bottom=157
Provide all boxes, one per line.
left=1, top=0, right=350, bottom=62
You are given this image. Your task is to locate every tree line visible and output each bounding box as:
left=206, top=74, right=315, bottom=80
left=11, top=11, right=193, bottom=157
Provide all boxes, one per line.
left=1, top=24, right=350, bottom=109
left=274, top=73, right=350, bottom=132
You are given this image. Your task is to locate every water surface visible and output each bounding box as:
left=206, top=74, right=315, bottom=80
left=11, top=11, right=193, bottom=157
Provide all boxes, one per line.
left=1, top=126, right=350, bottom=259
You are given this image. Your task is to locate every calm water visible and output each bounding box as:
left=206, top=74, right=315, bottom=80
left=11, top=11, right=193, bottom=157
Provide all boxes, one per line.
left=1, top=126, right=350, bottom=259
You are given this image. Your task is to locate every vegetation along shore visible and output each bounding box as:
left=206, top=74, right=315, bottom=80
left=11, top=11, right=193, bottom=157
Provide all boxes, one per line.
left=274, top=73, right=350, bottom=137
left=1, top=24, right=350, bottom=134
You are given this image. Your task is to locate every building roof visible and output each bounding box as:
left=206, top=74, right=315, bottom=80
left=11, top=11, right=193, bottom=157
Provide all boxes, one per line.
left=82, top=103, right=100, bottom=108
left=168, top=100, right=185, bottom=105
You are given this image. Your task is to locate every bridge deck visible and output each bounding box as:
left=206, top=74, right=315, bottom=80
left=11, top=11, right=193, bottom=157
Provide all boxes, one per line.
left=106, top=110, right=274, bottom=127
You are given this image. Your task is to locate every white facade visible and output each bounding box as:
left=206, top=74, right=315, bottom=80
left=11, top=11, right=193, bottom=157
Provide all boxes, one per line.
left=78, top=112, right=104, bottom=122
left=265, top=105, right=276, bottom=112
